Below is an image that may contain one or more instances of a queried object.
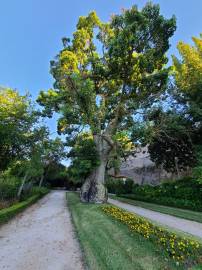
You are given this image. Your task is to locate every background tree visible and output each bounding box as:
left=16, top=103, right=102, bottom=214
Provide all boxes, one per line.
left=172, top=34, right=202, bottom=181
left=133, top=35, right=202, bottom=178
left=131, top=107, right=196, bottom=176
left=0, top=88, right=38, bottom=171
left=44, top=162, right=68, bottom=188
left=40, top=137, right=66, bottom=187
left=17, top=149, right=44, bottom=197
left=12, top=126, right=48, bottom=197
left=38, top=3, right=176, bottom=202
left=67, top=133, right=99, bottom=185
left=148, top=108, right=196, bottom=175
left=172, top=34, right=202, bottom=124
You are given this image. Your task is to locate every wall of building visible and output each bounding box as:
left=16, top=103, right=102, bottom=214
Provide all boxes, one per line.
left=110, top=146, right=189, bottom=185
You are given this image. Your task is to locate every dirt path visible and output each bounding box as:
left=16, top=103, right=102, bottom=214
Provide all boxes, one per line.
left=0, top=191, right=84, bottom=270
left=109, top=198, right=202, bottom=239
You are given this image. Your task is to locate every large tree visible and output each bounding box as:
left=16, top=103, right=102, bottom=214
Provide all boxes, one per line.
left=38, top=3, right=176, bottom=202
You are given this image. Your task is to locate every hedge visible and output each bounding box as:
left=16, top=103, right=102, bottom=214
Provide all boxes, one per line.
left=0, top=188, right=49, bottom=225
left=120, top=194, right=202, bottom=212
left=106, top=177, right=202, bottom=211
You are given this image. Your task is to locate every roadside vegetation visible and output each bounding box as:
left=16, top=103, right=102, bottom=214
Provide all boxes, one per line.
left=67, top=192, right=202, bottom=270
left=102, top=205, right=202, bottom=267
left=0, top=88, right=66, bottom=214
left=0, top=187, right=49, bottom=225
left=107, top=177, right=202, bottom=212
left=67, top=192, right=178, bottom=270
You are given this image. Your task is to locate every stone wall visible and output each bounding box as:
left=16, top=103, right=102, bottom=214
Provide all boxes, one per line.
left=109, top=146, right=187, bottom=186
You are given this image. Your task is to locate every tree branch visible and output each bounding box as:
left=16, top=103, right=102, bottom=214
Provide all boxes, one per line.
left=102, top=135, right=115, bottom=149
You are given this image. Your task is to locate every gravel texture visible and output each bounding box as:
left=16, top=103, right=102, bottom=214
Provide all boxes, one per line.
left=0, top=191, right=84, bottom=270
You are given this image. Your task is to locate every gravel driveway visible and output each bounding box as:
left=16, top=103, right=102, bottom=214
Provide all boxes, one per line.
left=0, top=191, right=84, bottom=270
left=109, top=198, right=202, bottom=239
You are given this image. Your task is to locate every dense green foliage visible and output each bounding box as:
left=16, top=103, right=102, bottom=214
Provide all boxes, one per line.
left=0, top=87, right=66, bottom=206
left=172, top=34, right=202, bottom=122
left=38, top=4, right=176, bottom=136
left=67, top=133, right=99, bottom=184
left=109, top=177, right=202, bottom=211
left=44, top=162, right=67, bottom=187
left=0, top=176, right=20, bottom=204
left=0, top=187, right=49, bottom=225
left=148, top=109, right=196, bottom=173
left=131, top=34, right=202, bottom=177
left=106, top=177, right=134, bottom=195
left=0, top=88, right=38, bottom=170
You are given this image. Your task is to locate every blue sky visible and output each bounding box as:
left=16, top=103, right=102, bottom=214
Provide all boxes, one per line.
left=0, top=0, right=202, bottom=135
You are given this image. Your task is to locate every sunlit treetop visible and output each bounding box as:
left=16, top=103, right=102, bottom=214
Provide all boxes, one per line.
left=172, top=34, right=202, bottom=102
left=0, top=88, right=30, bottom=119
left=37, top=3, right=176, bottom=139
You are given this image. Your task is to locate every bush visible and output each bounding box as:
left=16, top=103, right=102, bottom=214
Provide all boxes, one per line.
left=25, top=186, right=49, bottom=197
left=0, top=173, right=50, bottom=210
left=0, top=176, right=20, bottom=202
left=121, top=194, right=202, bottom=211
left=106, top=178, right=134, bottom=195
left=107, top=176, right=202, bottom=211
left=0, top=188, right=49, bottom=225
left=124, top=178, right=134, bottom=194
left=117, top=177, right=202, bottom=211
left=102, top=205, right=202, bottom=266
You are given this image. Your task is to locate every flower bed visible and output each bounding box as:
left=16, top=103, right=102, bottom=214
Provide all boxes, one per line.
left=102, top=205, right=202, bottom=266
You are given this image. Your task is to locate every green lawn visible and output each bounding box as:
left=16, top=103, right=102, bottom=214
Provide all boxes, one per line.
left=67, top=192, right=195, bottom=270
left=110, top=195, right=202, bottom=224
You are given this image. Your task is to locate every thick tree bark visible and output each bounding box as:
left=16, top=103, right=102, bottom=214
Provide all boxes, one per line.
left=80, top=134, right=112, bottom=203
left=80, top=103, right=122, bottom=203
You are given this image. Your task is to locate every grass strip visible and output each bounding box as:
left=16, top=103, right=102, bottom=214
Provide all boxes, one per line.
left=66, top=192, right=193, bottom=270
left=110, top=195, right=202, bottom=224
left=102, top=205, right=202, bottom=268
left=0, top=190, right=49, bottom=225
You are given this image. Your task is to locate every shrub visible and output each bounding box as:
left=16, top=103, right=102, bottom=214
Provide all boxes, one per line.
left=124, top=177, right=202, bottom=211
left=0, top=174, right=50, bottom=210
left=124, top=179, right=134, bottom=194
left=102, top=205, right=202, bottom=266
left=106, top=178, right=134, bottom=195
left=0, top=189, right=49, bottom=225
left=121, top=194, right=202, bottom=211
left=0, top=176, right=20, bottom=201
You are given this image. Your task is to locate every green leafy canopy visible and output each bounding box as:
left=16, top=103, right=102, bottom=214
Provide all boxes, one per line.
left=37, top=3, right=176, bottom=141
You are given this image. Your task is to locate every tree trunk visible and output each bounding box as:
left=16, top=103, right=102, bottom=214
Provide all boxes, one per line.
left=175, top=157, right=180, bottom=179
left=17, top=172, right=28, bottom=198
left=80, top=134, right=112, bottom=203
left=39, top=175, right=44, bottom=187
